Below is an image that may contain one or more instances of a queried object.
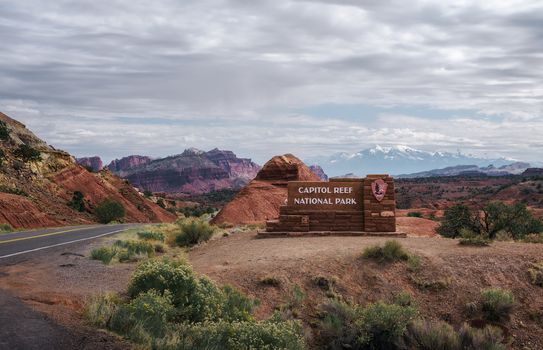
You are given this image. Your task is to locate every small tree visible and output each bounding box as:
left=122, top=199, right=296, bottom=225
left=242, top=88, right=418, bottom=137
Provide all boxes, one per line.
left=437, top=205, right=478, bottom=238
left=14, top=144, right=41, bottom=162
left=0, top=121, right=10, bottom=141
left=95, top=199, right=125, bottom=224
left=481, top=202, right=543, bottom=239
left=67, top=191, right=86, bottom=212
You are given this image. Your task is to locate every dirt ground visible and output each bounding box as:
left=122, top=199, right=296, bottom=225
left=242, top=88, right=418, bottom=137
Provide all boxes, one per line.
left=1, top=228, right=542, bottom=349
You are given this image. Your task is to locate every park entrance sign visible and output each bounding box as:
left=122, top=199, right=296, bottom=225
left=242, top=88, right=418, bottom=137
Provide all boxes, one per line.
left=262, top=175, right=402, bottom=237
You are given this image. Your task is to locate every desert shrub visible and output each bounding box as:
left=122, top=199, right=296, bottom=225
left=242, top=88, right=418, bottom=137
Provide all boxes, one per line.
left=0, top=149, right=5, bottom=166
left=437, top=204, right=478, bottom=238
left=407, top=212, right=423, bottom=218
left=221, top=284, right=259, bottom=322
left=110, top=290, right=175, bottom=339
left=528, top=262, right=543, bottom=287
left=95, top=198, right=125, bottom=224
left=180, top=206, right=215, bottom=218
left=362, top=240, right=409, bottom=263
left=458, top=323, right=506, bottom=350
left=393, top=292, right=414, bottom=307
left=318, top=300, right=417, bottom=349
left=156, top=198, right=166, bottom=209
left=174, top=219, right=215, bottom=247
left=0, top=223, right=13, bottom=233
left=523, top=233, right=543, bottom=243
left=403, top=319, right=460, bottom=350
left=84, top=292, right=122, bottom=328
left=67, top=191, right=85, bottom=212
left=117, top=249, right=133, bottom=263
left=114, top=240, right=154, bottom=256
left=458, top=228, right=491, bottom=246
left=480, top=288, right=515, bottom=322
left=0, top=185, right=27, bottom=196
left=154, top=243, right=166, bottom=253
left=480, top=202, right=543, bottom=239
left=313, top=275, right=337, bottom=291
left=154, top=319, right=305, bottom=350
left=409, top=275, right=450, bottom=291
left=137, top=230, right=165, bottom=241
left=0, top=121, right=10, bottom=141
left=90, top=246, right=117, bottom=264
left=406, top=254, right=422, bottom=272
left=14, top=144, right=41, bottom=162
left=260, top=275, right=282, bottom=287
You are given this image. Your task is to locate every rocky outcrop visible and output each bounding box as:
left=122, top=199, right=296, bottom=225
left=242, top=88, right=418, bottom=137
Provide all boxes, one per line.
left=211, top=154, right=321, bottom=225
left=108, top=148, right=260, bottom=195
left=523, top=168, right=543, bottom=177
left=309, top=165, right=328, bottom=181
left=107, top=155, right=152, bottom=176
left=76, top=156, right=103, bottom=172
left=0, top=112, right=175, bottom=229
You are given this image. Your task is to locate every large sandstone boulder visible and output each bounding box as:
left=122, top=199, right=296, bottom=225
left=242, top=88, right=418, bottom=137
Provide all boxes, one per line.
left=211, top=154, right=322, bottom=225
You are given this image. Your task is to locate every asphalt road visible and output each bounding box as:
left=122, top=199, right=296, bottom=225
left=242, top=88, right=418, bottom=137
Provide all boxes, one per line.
left=0, top=224, right=137, bottom=261
left=0, top=224, right=137, bottom=349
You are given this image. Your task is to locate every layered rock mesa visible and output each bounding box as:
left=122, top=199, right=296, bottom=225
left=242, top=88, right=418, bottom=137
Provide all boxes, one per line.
left=0, top=112, right=175, bottom=229
left=309, top=164, right=328, bottom=181
left=76, top=156, right=103, bottom=172
left=107, top=148, right=261, bottom=195
left=211, top=154, right=322, bottom=225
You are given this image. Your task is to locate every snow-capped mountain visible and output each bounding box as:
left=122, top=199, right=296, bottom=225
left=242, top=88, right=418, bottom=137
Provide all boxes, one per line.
left=306, top=145, right=521, bottom=177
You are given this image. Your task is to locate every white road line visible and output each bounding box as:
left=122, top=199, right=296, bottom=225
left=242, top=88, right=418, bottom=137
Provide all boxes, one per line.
left=0, top=228, right=127, bottom=260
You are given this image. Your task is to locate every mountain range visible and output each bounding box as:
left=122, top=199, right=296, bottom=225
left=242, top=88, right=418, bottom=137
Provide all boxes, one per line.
left=305, top=145, right=534, bottom=177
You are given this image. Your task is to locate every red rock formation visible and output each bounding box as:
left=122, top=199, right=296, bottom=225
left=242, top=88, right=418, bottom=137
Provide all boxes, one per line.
left=109, top=148, right=260, bottom=195
left=107, top=155, right=152, bottom=175
left=76, top=156, right=103, bottom=172
left=211, top=154, right=321, bottom=225
left=309, top=164, right=328, bottom=181
left=0, top=112, right=175, bottom=229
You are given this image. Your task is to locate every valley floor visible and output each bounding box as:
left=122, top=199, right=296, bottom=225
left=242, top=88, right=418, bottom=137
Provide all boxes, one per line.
left=0, top=227, right=542, bottom=349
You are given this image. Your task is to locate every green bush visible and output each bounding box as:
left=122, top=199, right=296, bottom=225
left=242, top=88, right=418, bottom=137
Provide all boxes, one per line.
left=114, top=240, right=154, bottom=256
left=458, top=323, right=506, bottom=350
left=403, top=320, right=506, bottom=350
left=437, top=204, right=478, bottom=238
left=14, top=144, right=41, bottom=162
left=95, top=198, right=125, bottom=224
left=528, top=262, right=543, bottom=287
left=174, top=219, right=215, bottom=247
left=67, top=191, right=85, bottom=212
left=407, top=212, right=423, bottom=218
left=154, top=319, right=305, bottom=350
left=403, top=320, right=460, bottom=350
left=480, top=288, right=515, bottom=322
left=180, top=206, right=216, bottom=218
left=481, top=202, right=543, bottom=239
left=0, top=120, right=10, bottom=141
left=260, top=275, right=282, bottom=287
left=84, top=292, right=122, bottom=328
left=156, top=198, right=166, bottom=209
left=90, top=246, right=117, bottom=264
left=362, top=240, right=410, bottom=263
left=0, top=223, right=13, bottom=233
left=137, top=230, right=165, bottom=241
left=523, top=233, right=543, bottom=243
left=393, top=292, right=414, bottom=307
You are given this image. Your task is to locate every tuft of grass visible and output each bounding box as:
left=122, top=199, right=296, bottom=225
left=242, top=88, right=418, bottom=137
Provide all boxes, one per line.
left=458, top=229, right=490, bottom=246
left=259, top=275, right=282, bottom=287
left=313, top=275, right=337, bottom=291
left=362, top=240, right=409, bottom=263
left=90, top=247, right=117, bottom=264
left=480, top=288, right=515, bottom=322
left=174, top=218, right=216, bottom=247
left=0, top=223, right=13, bottom=233
left=409, top=275, right=450, bottom=291
left=137, top=231, right=165, bottom=242
left=393, top=291, right=414, bottom=307
left=84, top=292, right=122, bottom=328
left=113, top=240, right=154, bottom=256
left=528, top=262, right=543, bottom=287
left=407, top=255, right=422, bottom=272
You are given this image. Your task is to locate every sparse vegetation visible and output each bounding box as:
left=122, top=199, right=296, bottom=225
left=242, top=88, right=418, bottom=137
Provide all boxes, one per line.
left=362, top=240, right=410, bottom=263
left=90, top=246, right=117, bottom=264
left=458, top=228, right=491, bottom=246
left=180, top=205, right=216, bottom=218
left=114, top=240, right=154, bottom=257
left=137, top=230, right=165, bottom=242
left=156, top=198, right=166, bottom=209
left=480, top=288, right=515, bottom=322
left=0, top=185, right=28, bottom=196
left=173, top=218, right=215, bottom=247
left=407, top=211, right=423, bottom=218
left=67, top=191, right=85, bottom=212
left=95, top=198, right=125, bottom=224
left=14, top=144, right=41, bottom=162
left=437, top=204, right=478, bottom=238
left=0, top=120, right=10, bottom=141
left=0, top=149, right=5, bottom=166
left=409, top=275, right=450, bottom=291
left=0, top=223, right=13, bottom=233
left=86, top=258, right=304, bottom=349
left=523, top=233, right=543, bottom=243
left=528, top=262, right=543, bottom=287
left=260, top=275, right=282, bottom=287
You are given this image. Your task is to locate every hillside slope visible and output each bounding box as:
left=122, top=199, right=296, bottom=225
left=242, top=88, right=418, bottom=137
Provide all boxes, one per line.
left=0, top=112, right=175, bottom=229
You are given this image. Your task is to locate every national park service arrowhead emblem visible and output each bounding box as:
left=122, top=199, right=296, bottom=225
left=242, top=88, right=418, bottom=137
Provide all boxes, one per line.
left=371, top=179, right=387, bottom=202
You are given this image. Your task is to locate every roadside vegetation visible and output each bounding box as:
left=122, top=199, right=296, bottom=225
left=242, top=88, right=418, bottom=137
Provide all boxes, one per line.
left=85, top=258, right=305, bottom=349
left=95, top=198, right=126, bottom=224
left=0, top=223, right=13, bottom=233
left=437, top=202, right=543, bottom=245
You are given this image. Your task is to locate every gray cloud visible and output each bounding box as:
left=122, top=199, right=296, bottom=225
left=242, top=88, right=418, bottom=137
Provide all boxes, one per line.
left=1, top=0, right=542, bottom=164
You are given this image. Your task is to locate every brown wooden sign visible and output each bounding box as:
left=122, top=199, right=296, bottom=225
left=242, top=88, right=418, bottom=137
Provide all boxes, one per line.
left=287, top=181, right=363, bottom=211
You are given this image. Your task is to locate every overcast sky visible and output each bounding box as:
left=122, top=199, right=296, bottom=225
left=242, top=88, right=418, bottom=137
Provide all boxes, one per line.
left=1, top=0, right=542, bottom=164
